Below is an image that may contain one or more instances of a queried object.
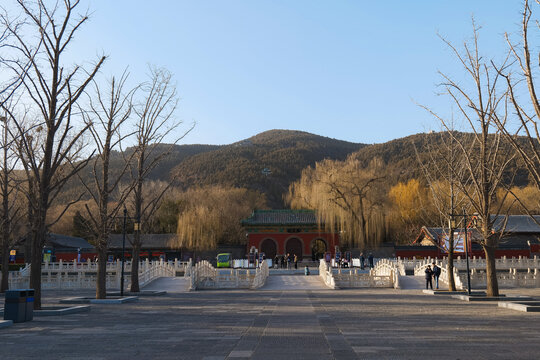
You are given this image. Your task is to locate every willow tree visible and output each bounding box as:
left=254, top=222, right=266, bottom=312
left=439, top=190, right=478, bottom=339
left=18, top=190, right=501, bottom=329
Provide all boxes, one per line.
left=0, top=0, right=105, bottom=308
left=388, top=178, right=435, bottom=242
left=175, top=186, right=266, bottom=253
left=287, top=156, right=386, bottom=250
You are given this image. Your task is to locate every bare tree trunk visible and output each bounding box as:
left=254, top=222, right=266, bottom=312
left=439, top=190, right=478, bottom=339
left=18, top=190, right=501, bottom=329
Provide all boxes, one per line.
left=130, top=241, right=140, bottom=293
left=96, top=246, right=108, bottom=299
left=447, top=231, right=456, bottom=292
left=1, top=243, right=9, bottom=292
left=484, top=245, right=499, bottom=297
left=29, top=221, right=43, bottom=309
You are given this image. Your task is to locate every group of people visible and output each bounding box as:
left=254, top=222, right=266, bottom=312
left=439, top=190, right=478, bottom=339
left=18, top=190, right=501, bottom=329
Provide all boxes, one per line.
left=359, top=253, right=374, bottom=270
left=424, top=262, right=441, bottom=290
left=274, top=253, right=298, bottom=269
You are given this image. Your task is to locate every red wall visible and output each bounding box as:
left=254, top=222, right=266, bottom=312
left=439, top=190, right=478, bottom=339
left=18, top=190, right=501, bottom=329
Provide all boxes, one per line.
left=247, top=232, right=339, bottom=257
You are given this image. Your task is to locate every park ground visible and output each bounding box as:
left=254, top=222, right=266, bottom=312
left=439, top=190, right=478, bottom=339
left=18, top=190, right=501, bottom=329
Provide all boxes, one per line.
left=1, top=276, right=540, bottom=359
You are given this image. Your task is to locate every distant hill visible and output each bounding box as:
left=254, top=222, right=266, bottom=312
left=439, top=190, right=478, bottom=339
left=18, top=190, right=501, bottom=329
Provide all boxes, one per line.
left=171, top=130, right=366, bottom=207
left=56, top=129, right=532, bottom=211
left=350, top=131, right=530, bottom=186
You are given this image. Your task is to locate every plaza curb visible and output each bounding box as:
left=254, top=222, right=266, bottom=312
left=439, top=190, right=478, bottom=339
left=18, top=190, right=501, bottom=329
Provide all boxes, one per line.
left=0, top=320, right=13, bottom=329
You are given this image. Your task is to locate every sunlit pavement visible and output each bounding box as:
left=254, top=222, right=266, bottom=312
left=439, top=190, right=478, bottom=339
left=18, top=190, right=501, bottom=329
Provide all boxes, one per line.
left=1, top=287, right=540, bottom=359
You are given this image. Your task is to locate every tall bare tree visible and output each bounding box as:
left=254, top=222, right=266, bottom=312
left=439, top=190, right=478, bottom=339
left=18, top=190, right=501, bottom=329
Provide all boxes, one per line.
left=0, top=0, right=105, bottom=308
left=414, top=130, right=467, bottom=292
left=129, top=66, right=192, bottom=292
left=425, top=24, right=515, bottom=296
left=77, top=71, right=136, bottom=299
left=0, top=109, right=26, bottom=292
left=493, top=1, right=540, bottom=216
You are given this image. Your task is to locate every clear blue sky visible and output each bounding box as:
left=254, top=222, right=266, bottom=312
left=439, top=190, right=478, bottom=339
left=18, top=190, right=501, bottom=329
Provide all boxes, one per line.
left=17, top=1, right=527, bottom=145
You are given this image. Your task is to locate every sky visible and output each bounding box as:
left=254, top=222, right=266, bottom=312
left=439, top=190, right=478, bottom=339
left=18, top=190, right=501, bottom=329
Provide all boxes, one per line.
left=5, top=1, right=527, bottom=145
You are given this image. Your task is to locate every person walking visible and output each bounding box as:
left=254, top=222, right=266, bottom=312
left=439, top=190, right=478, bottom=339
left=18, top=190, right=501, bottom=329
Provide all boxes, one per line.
left=294, top=254, right=298, bottom=269
left=432, top=262, right=441, bottom=289
left=425, top=265, right=434, bottom=290
left=286, top=253, right=291, bottom=270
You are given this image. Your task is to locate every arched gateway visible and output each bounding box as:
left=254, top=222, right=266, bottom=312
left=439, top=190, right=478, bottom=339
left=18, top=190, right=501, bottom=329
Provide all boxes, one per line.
left=260, top=238, right=277, bottom=259
left=242, top=209, right=339, bottom=260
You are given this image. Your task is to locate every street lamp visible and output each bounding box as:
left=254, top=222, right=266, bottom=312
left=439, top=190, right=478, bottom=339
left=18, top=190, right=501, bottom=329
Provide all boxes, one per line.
left=119, top=207, right=141, bottom=297
left=449, top=208, right=472, bottom=295
left=120, top=208, right=127, bottom=297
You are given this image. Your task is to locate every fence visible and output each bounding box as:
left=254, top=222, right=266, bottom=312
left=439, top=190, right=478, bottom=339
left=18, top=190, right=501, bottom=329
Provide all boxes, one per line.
left=187, top=260, right=269, bottom=290
left=5, top=258, right=186, bottom=290
left=319, top=259, right=395, bottom=289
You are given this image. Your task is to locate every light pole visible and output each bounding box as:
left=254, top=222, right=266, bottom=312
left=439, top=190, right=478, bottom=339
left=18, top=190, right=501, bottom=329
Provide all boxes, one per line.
left=120, top=207, right=127, bottom=297
left=449, top=209, right=472, bottom=295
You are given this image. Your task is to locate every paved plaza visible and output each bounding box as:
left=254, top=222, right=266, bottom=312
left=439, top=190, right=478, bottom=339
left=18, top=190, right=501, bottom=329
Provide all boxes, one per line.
left=1, top=277, right=540, bottom=359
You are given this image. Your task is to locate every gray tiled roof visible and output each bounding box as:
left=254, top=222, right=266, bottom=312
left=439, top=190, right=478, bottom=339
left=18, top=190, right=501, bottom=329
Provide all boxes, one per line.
left=46, top=233, right=95, bottom=250
left=491, top=215, right=540, bottom=233
left=241, top=210, right=318, bottom=226
left=108, top=233, right=178, bottom=250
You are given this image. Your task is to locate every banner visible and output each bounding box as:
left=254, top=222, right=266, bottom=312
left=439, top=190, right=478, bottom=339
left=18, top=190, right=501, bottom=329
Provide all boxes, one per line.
left=442, top=232, right=467, bottom=253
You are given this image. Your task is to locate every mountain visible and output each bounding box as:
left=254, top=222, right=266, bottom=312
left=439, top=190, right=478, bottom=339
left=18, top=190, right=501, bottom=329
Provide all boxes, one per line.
left=171, top=130, right=366, bottom=207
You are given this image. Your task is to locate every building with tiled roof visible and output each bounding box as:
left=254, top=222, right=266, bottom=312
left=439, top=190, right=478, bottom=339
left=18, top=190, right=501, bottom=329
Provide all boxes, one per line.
left=242, top=209, right=339, bottom=261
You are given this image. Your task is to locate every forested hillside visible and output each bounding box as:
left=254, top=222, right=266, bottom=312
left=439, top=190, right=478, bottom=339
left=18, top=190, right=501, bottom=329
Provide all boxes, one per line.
left=171, top=130, right=366, bottom=207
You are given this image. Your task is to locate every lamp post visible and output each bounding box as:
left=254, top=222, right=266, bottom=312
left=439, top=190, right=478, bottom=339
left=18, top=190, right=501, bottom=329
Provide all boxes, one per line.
left=449, top=209, right=472, bottom=295
left=120, top=207, right=127, bottom=297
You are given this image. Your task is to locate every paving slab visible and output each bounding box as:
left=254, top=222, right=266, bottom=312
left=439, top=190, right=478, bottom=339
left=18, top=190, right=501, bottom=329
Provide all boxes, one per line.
left=2, top=287, right=540, bottom=359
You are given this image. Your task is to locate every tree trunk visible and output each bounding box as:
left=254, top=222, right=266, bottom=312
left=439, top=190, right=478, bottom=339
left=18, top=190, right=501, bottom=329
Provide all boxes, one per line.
left=29, top=229, right=43, bottom=309
left=484, top=245, right=499, bottom=297
left=130, top=241, right=140, bottom=293
left=1, top=244, right=9, bottom=292
left=96, top=247, right=108, bottom=299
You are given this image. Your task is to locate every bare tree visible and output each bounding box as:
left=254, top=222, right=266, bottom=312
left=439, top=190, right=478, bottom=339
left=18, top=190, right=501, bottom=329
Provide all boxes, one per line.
left=425, top=24, right=515, bottom=296
left=128, top=66, right=192, bottom=292
left=493, top=1, right=540, bottom=216
left=0, top=0, right=105, bottom=308
left=414, top=129, right=467, bottom=292
left=0, top=109, right=26, bottom=292
left=77, top=71, right=137, bottom=299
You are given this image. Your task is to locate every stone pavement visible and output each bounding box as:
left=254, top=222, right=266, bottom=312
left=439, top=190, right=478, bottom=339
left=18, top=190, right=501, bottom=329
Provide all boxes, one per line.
left=260, top=274, right=328, bottom=291
left=2, top=287, right=540, bottom=359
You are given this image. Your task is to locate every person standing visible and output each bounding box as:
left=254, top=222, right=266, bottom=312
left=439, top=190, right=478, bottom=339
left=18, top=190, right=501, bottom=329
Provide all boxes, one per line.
left=425, top=265, right=434, bottom=290
left=432, top=262, right=441, bottom=289
left=368, top=253, right=374, bottom=269
left=281, top=255, right=285, bottom=269
left=274, top=255, right=279, bottom=269
left=360, top=253, right=365, bottom=270
left=286, top=253, right=291, bottom=270
left=294, top=254, right=298, bottom=269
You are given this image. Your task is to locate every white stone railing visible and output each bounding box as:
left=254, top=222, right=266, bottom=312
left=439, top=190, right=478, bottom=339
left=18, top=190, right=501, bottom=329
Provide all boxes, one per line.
left=455, top=268, right=540, bottom=289
left=371, top=259, right=399, bottom=288
left=6, top=259, right=186, bottom=290
left=402, top=255, right=540, bottom=271
left=251, top=261, right=269, bottom=289
left=188, top=260, right=268, bottom=290
left=319, top=259, right=337, bottom=289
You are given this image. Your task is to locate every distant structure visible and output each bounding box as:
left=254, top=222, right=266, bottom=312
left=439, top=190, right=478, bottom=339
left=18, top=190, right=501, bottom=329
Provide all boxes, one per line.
left=395, top=215, right=540, bottom=259
left=241, top=209, right=339, bottom=260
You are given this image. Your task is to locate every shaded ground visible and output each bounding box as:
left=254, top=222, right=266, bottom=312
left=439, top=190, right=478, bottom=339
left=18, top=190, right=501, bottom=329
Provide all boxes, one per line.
left=1, top=287, right=540, bottom=359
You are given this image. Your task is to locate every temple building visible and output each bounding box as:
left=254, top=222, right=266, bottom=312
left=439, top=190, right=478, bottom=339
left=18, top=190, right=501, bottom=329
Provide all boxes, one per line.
left=241, top=209, right=339, bottom=260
